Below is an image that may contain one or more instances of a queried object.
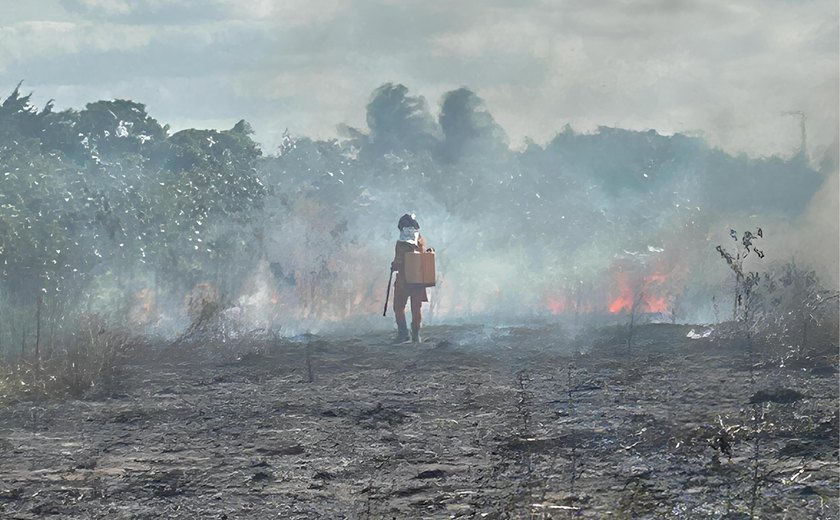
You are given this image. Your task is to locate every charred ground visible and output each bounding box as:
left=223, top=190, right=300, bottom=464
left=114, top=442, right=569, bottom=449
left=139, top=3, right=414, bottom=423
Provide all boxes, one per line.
left=0, top=323, right=837, bottom=519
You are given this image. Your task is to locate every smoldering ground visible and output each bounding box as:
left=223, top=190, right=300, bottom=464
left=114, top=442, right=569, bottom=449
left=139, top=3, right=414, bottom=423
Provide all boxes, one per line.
left=1, top=322, right=838, bottom=518
left=232, top=84, right=837, bottom=335
left=0, top=81, right=837, bottom=338
left=0, top=82, right=837, bottom=519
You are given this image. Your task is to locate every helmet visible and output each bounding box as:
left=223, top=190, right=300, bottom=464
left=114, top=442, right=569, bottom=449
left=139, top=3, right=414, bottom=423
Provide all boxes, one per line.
left=398, top=213, right=419, bottom=230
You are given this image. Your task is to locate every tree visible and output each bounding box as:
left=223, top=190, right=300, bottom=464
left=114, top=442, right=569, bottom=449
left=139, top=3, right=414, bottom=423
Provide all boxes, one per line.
left=438, top=87, right=507, bottom=164
left=0, top=138, right=79, bottom=300
left=76, top=99, right=167, bottom=163
left=147, top=120, right=265, bottom=295
left=364, top=83, right=439, bottom=158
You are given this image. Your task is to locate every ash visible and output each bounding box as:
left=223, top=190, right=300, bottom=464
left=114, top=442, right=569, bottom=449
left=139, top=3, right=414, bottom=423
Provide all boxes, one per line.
left=1, top=323, right=836, bottom=519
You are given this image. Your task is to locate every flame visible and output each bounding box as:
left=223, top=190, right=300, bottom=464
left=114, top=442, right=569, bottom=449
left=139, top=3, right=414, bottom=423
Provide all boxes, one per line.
left=608, top=272, right=636, bottom=314
left=547, top=296, right=566, bottom=315
left=608, top=272, right=670, bottom=314
left=645, top=295, right=668, bottom=313
left=609, top=293, right=634, bottom=314
left=646, top=273, right=668, bottom=284
left=130, top=288, right=159, bottom=325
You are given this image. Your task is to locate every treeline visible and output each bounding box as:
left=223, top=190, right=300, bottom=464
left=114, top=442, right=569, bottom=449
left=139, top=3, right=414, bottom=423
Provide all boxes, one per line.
left=0, top=81, right=831, bottom=357
left=265, top=84, right=824, bottom=267
left=1, top=84, right=266, bottom=359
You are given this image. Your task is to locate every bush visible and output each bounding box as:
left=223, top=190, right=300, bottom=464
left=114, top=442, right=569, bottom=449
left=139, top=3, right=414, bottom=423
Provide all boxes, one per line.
left=0, top=316, right=137, bottom=403
left=748, top=262, right=838, bottom=365
left=58, top=317, right=134, bottom=398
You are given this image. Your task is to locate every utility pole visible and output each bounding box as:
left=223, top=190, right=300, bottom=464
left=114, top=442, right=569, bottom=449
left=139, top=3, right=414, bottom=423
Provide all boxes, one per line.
left=782, top=110, right=807, bottom=158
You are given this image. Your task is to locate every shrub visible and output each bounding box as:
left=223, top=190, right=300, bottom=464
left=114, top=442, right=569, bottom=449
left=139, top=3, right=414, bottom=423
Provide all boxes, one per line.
left=0, top=316, right=136, bottom=403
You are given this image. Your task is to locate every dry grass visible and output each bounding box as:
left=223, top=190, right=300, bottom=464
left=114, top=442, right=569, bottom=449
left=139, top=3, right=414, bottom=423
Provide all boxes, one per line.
left=0, top=316, right=138, bottom=403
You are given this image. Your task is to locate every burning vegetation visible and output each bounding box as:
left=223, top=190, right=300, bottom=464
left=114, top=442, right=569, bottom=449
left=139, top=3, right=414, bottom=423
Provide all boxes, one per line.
left=0, top=82, right=837, bottom=518
left=0, top=82, right=835, bottom=340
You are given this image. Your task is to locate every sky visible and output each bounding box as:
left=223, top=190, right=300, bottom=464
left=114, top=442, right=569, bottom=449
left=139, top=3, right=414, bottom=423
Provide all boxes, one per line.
left=2, top=0, right=838, bottom=160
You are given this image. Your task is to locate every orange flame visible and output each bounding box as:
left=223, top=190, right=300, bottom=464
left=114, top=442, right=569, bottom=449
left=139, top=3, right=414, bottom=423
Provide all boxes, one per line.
left=130, top=288, right=159, bottom=325
left=538, top=268, right=677, bottom=317
left=645, top=295, right=668, bottom=313
left=547, top=297, right=566, bottom=315
left=608, top=272, right=670, bottom=314
left=609, top=293, right=634, bottom=314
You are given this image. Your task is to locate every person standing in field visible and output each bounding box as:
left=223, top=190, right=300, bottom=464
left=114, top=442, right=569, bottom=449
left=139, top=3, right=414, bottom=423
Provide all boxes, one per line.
left=391, top=213, right=428, bottom=343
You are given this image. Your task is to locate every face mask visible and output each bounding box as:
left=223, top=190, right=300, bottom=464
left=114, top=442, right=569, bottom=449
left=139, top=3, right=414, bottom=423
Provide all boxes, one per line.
left=399, top=227, right=419, bottom=244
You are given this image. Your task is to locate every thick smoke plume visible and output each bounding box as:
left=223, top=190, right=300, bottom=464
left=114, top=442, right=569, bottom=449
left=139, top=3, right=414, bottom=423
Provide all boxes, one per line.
left=250, top=83, right=835, bottom=332
left=0, top=82, right=836, bottom=344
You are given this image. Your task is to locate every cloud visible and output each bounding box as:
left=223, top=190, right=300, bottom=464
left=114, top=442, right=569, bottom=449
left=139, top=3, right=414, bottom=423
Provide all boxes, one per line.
left=60, top=0, right=346, bottom=26
left=59, top=0, right=228, bottom=24
left=449, top=0, right=839, bottom=156
left=0, top=19, right=272, bottom=86
left=62, top=0, right=132, bottom=17
left=2, top=0, right=836, bottom=158
left=221, top=0, right=348, bottom=26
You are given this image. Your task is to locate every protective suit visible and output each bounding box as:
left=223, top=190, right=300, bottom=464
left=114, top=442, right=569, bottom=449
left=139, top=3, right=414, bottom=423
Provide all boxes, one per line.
left=391, top=214, right=428, bottom=342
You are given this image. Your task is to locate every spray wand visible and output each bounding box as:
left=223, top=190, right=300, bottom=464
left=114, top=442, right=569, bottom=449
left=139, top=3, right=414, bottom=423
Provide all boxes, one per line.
left=383, top=268, right=394, bottom=317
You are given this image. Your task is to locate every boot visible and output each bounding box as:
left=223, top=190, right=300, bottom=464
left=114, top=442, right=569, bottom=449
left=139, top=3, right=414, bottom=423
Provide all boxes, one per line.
left=411, top=325, right=421, bottom=343
left=395, top=324, right=409, bottom=343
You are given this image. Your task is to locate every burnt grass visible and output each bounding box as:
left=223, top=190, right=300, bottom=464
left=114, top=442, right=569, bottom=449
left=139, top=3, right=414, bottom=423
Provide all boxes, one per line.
left=0, top=323, right=837, bottom=519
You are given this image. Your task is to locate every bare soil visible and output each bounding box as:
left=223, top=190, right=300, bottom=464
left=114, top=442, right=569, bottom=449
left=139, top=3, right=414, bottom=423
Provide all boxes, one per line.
left=1, top=323, right=837, bottom=519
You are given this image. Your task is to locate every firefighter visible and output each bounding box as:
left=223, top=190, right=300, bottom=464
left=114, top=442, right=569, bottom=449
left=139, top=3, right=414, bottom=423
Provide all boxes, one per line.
left=391, top=213, right=428, bottom=342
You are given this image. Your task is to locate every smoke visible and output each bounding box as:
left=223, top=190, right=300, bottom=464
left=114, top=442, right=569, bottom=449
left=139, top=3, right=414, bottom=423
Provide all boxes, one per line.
left=224, top=82, right=836, bottom=335
left=773, top=132, right=840, bottom=288
left=7, top=81, right=827, bottom=338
